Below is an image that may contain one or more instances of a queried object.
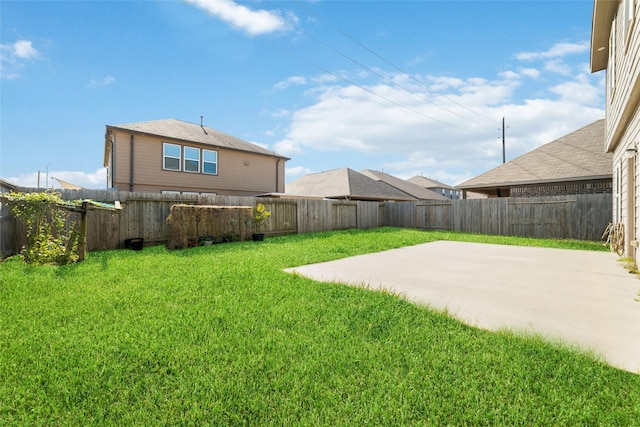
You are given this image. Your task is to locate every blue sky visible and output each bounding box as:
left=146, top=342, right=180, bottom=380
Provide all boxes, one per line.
left=1, top=0, right=605, bottom=189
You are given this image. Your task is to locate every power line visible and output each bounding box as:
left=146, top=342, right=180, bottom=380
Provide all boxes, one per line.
left=292, top=0, right=496, bottom=125
left=298, top=27, right=480, bottom=125
left=187, top=1, right=491, bottom=133
left=300, top=60, right=468, bottom=131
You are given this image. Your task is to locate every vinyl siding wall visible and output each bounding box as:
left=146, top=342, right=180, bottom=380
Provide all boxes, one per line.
left=606, top=0, right=640, bottom=151
left=607, top=0, right=640, bottom=260
left=110, top=129, right=285, bottom=195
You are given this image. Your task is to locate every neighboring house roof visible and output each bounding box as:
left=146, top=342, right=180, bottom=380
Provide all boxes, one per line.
left=52, top=177, right=83, bottom=190
left=0, top=178, right=17, bottom=190
left=457, top=119, right=611, bottom=191
left=285, top=168, right=417, bottom=201
left=407, top=175, right=457, bottom=191
left=360, top=169, right=448, bottom=201
left=106, top=119, right=289, bottom=160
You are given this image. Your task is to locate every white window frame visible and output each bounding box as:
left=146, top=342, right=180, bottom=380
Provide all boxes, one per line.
left=184, top=147, right=200, bottom=173
left=623, top=0, right=637, bottom=48
left=203, top=149, right=218, bottom=175
left=163, top=143, right=181, bottom=171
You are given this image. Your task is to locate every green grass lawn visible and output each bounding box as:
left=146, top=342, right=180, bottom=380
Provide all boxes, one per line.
left=1, top=228, right=638, bottom=425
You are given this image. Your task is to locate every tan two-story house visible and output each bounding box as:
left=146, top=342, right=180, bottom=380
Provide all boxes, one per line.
left=591, top=0, right=640, bottom=258
left=104, top=119, right=289, bottom=195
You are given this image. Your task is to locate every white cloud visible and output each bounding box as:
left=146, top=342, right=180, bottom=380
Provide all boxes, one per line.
left=550, top=74, right=600, bottom=104
left=407, top=55, right=427, bottom=66
left=520, top=68, right=540, bottom=79
left=273, top=40, right=605, bottom=186
left=312, top=73, right=341, bottom=84
left=285, top=165, right=314, bottom=179
left=499, top=70, right=520, bottom=80
left=0, top=39, right=40, bottom=79
left=184, top=0, right=295, bottom=35
left=271, top=109, right=292, bottom=118
left=89, top=75, right=116, bottom=88
left=544, top=59, right=572, bottom=75
left=12, top=40, right=39, bottom=59
left=514, top=41, right=590, bottom=61
left=274, top=75, right=306, bottom=89
left=7, top=168, right=108, bottom=189
left=274, top=77, right=509, bottom=158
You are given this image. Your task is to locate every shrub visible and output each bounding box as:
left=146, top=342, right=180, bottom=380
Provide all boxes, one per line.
left=5, top=191, right=82, bottom=265
left=253, top=203, right=271, bottom=232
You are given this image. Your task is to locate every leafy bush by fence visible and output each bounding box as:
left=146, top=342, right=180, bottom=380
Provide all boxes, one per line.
left=166, top=205, right=254, bottom=249
left=2, top=188, right=612, bottom=257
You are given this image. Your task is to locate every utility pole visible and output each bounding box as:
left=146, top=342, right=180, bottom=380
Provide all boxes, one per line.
left=502, top=117, right=506, bottom=164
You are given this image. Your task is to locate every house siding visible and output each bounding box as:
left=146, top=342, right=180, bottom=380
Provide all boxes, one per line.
left=110, top=129, right=285, bottom=195
left=602, top=0, right=640, bottom=260
left=614, top=105, right=640, bottom=257
left=605, top=0, right=640, bottom=153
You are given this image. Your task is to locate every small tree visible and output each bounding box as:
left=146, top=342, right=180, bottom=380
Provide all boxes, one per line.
left=5, top=191, right=82, bottom=265
left=253, top=203, right=271, bottom=233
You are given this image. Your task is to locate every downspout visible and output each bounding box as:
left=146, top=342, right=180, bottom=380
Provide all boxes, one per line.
left=129, top=134, right=134, bottom=192
left=111, top=136, right=115, bottom=188
left=275, top=159, right=280, bottom=193
left=104, top=129, right=114, bottom=188
left=109, top=136, right=114, bottom=188
left=626, top=151, right=636, bottom=258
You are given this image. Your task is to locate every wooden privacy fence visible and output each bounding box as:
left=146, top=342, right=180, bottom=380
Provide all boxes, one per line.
left=389, top=193, right=612, bottom=241
left=3, top=189, right=385, bottom=254
left=2, top=188, right=611, bottom=257
left=0, top=183, right=16, bottom=258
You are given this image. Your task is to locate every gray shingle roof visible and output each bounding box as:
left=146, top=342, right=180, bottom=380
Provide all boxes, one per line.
left=457, top=120, right=611, bottom=189
left=285, top=168, right=417, bottom=201
left=407, top=175, right=457, bottom=191
left=0, top=178, right=17, bottom=190
left=360, top=169, right=449, bottom=200
left=107, top=119, right=289, bottom=159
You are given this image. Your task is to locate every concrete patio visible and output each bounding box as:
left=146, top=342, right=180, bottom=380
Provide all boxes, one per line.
left=286, top=241, right=640, bottom=374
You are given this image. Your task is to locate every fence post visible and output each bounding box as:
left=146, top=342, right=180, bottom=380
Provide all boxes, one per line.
left=78, top=201, right=88, bottom=261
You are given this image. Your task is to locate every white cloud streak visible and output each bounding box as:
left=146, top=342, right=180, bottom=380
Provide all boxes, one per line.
left=7, top=168, right=108, bottom=189
left=274, top=75, right=306, bottom=89
left=12, top=40, right=39, bottom=59
left=89, top=75, right=116, bottom=88
left=184, top=0, right=294, bottom=35
left=514, top=41, right=590, bottom=61
left=0, top=39, right=40, bottom=79
left=285, top=166, right=314, bottom=180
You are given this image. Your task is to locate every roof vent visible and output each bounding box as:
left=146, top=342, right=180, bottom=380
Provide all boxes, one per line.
left=200, top=116, right=208, bottom=135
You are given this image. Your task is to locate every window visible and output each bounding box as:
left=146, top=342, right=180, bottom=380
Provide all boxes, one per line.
left=184, top=147, right=200, bottom=173
left=163, top=143, right=181, bottom=171
left=623, top=0, right=636, bottom=45
left=203, top=149, right=218, bottom=175
left=163, top=144, right=217, bottom=175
